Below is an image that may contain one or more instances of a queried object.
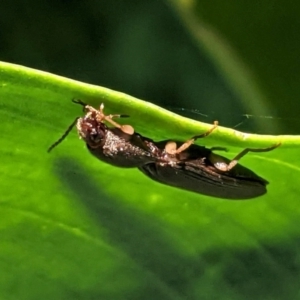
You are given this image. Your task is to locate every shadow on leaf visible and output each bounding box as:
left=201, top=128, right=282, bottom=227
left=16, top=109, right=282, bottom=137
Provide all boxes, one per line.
left=53, top=156, right=300, bottom=300
left=54, top=156, right=207, bottom=299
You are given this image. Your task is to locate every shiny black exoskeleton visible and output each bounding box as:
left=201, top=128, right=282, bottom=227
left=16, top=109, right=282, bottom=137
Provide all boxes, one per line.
left=48, top=99, right=280, bottom=199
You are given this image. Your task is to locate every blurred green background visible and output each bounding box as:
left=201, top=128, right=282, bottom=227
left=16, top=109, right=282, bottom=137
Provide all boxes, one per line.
left=2, top=0, right=299, bottom=134
left=1, top=1, right=300, bottom=299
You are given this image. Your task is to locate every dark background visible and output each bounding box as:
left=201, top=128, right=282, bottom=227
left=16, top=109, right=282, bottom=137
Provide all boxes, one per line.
left=1, top=2, right=300, bottom=299
left=1, top=0, right=299, bottom=134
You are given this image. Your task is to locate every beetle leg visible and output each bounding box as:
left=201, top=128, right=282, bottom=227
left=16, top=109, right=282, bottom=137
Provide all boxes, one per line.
left=99, top=103, right=134, bottom=135
left=210, top=146, right=228, bottom=152
left=72, top=100, right=133, bottom=134
left=165, top=141, right=178, bottom=154
left=174, top=121, right=218, bottom=154
left=214, top=143, right=281, bottom=171
left=108, top=114, right=130, bottom=119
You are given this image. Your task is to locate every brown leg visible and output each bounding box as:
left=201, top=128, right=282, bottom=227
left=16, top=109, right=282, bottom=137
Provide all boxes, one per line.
left=220, top=143, right=281, bottom=171
left=107, top=113, right=130, bottom=119
left=99, top=104, right=134, bottom=135
left=210, top=146, right=227, bottom=152
left=175, top=121, right=218, bottom=154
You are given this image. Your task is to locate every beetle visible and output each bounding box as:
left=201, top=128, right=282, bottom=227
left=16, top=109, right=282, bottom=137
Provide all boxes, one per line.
left=48, top=99, right=280, bottom=199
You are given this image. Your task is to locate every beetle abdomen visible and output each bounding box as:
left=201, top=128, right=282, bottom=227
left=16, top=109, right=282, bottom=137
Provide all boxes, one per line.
left=139, top=162, right=267, bottom=200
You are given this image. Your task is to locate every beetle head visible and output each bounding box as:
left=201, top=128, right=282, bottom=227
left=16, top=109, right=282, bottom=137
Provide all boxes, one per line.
left=77, top=106, right=107, bottom=148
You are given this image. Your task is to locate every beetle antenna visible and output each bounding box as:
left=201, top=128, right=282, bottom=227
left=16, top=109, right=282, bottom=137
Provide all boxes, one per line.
left=72, top=99, right=87, bottom=107
left=72, top=99, right=130, bottom=118
left=47, top=117, right=79, bottom=153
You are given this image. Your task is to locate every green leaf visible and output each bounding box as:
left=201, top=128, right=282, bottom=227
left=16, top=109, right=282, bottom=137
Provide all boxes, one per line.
left=167, top=0, right=300, bottom=134
left=1, top=61, right=300, bottom=300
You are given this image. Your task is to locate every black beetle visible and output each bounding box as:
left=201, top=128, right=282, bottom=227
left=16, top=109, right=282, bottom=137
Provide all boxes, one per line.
left=48, top=100, right=280, bottom=199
